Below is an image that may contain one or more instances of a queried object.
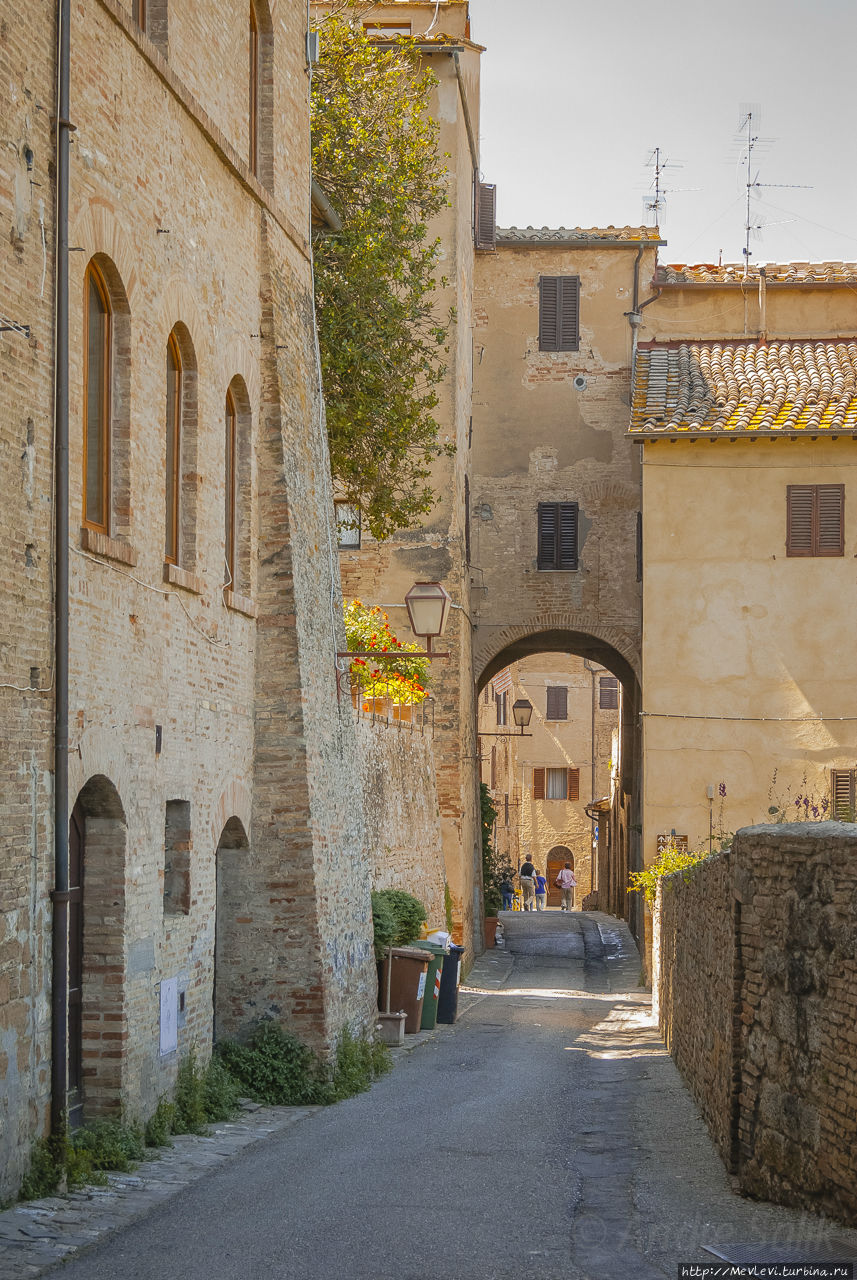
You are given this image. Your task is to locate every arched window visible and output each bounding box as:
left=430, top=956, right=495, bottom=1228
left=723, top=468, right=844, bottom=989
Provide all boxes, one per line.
left=83, top=263, right=112, bottom=532
left=224, top=377, right=252, bottom=598
left=132, top=0, right=168, bottom=55
left=225, top=387, right=238, bottom=586
left=164, top=324, right=198, bottom=572
left=249, top=0, right=259, bottom=177
left=165, top=331, right=182, bottom=564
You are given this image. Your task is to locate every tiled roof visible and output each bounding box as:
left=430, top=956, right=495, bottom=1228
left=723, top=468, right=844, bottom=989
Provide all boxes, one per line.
left=656, top=262, right=857, bottom=285
left=630, top=340, right=857, bottom=437
left=498, top=225, right=663, bottom=244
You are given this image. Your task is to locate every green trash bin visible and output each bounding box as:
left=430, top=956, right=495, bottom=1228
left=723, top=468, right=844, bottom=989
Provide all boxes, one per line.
left=411, top=940, right=447, bottom=1030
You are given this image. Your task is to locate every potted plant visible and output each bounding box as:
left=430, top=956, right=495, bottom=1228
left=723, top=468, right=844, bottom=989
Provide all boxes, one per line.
left=344, top=599, right=430, bottom=715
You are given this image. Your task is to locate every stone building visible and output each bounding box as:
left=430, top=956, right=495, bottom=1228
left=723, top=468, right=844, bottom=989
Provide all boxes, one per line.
left=477, top=657, right=618, bottom=903
left=632, top=262, right=857, bottom=865
left=328, top=0, right=486, bottom=955
left=1, top=0, right=379, bottom=1199
left=471, top=226, right=663, bottom=933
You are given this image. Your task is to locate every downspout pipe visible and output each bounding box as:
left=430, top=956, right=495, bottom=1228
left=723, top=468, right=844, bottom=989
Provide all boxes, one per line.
left=451, top=51, right=479, bottom=176
left=51, top=0, right=71, bottom=1135
left=625, top=244, right=661, bottom=378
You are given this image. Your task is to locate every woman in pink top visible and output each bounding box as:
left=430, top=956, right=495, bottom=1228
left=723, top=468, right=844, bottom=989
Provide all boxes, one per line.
left=555, top=862, right=577, bottom=911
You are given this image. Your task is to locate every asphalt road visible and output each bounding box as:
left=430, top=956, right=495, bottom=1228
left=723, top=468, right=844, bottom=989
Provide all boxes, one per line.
left=49, top=911, right=857, bottom=1280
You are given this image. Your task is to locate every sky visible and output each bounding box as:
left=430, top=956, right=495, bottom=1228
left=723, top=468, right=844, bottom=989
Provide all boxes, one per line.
left=467, top=0, right=857, bottom=267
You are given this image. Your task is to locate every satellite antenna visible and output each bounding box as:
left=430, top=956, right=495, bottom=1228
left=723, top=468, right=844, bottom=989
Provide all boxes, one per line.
left=737, top=104, right=811, bottom=276
left=642, top=147, right=698, bottom=226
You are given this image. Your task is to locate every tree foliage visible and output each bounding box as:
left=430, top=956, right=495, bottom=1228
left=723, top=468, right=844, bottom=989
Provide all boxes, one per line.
left=311, top=8, right=453, bottom=540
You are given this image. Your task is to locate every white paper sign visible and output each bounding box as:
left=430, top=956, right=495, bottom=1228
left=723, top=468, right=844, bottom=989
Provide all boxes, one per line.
left=416, top=971, right=427, bottom=1001
left=160, top=977, right=178, bottom=1055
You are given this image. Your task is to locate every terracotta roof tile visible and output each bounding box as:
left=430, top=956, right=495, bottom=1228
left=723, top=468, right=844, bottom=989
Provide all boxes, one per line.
left=656, top=262, right=857, bottom=285
left=629, top=340, right=857, bottom=437
left=498, top=225, right=663, bottom=244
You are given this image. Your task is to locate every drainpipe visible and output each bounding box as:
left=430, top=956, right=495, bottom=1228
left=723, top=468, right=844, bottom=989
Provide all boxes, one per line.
left=583, top=659, right=598, bottom=887
left=451, top=52, right=479, bottom=177
left=625, top=245, right=661, bottom=379
left=51, top=0, right=71, bottom=1134
left=758, top=266, right=767, bottom=344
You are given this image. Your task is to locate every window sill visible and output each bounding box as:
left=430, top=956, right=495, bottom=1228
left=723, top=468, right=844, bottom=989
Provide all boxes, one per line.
left=223, top=589, right=257, bottom=619
left=163, top=562, right=204, bottom=594
left=80, top=527, right=137, bottom=567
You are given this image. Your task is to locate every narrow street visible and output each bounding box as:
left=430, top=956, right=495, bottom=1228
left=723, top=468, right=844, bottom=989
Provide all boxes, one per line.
left=29, top=912, right=857, bottom=1279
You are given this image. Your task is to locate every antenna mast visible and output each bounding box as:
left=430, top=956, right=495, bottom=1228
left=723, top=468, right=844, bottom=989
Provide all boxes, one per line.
left=738, top=105, right=811, bottom=277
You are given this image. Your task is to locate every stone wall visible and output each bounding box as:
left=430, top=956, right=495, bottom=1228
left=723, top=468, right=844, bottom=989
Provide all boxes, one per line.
left=357, top=717, right=446, bottom=933
left=656, top=823, right=857, bottom=1225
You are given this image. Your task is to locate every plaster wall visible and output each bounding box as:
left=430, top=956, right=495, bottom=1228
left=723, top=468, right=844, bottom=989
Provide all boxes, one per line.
left=470, top=242, right=653, bottom=684
left=641, top=437, right=857, bottom=864
left=644, top=284, right=857, bottom=344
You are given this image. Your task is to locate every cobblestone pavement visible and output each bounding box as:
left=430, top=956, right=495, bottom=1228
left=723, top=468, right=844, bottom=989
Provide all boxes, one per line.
left=3, top=911, right=856, bottom=1279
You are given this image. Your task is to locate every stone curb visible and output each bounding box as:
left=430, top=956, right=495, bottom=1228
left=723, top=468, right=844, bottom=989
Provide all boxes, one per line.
left=0, top=1104, right=319, bottom=1280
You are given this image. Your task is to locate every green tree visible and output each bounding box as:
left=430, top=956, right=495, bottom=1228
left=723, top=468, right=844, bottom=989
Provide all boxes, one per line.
left=311, top=9, right=453, bottom=540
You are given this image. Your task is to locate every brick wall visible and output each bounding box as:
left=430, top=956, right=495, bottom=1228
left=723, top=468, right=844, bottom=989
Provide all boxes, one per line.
left=656, top=824, right=857, bottom=1225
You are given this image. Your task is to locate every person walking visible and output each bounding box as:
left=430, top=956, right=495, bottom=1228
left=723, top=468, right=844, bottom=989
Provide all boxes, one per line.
left=499, top=875, right=515, bottom=912
left=519, top=856, right=537, bottom=911
left=534, top=870, right=547, bottom=911
left=555, top=862, right=577, bottom=911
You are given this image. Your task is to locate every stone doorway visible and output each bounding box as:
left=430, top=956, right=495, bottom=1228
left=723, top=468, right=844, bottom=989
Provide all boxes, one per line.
left=546, top=847, right=574, bottom=908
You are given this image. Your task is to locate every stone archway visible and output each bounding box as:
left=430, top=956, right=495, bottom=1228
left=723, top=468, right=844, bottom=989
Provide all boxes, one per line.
left=214, top=816, right=250, bottom=1044
left=69, top=774, right=128, bottom=1124
left=545, top=846, right=574, bottom=909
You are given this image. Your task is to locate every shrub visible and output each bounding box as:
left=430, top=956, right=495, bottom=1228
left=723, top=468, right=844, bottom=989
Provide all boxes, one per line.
left=19, top=1135, right=66, bottom=1201
left=628, top=842, right=712, bottom=905
left=331, top=1026, right=392, bottom=1101
left=172, top=1051, right=209, bottom=1135
left=70, top=1117, right=146, bottom=1171
left=216, top=1020, right=333, bottom=1107
left=144, top=1097, right=175, bottom=1148
left=202, top=1053, right=242, bottom=1122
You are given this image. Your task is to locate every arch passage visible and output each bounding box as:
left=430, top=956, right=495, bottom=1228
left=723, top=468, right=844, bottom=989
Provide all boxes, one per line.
left=545, top=846, right=573, bottom=909
left=214, top=816, right=250, bottom=1043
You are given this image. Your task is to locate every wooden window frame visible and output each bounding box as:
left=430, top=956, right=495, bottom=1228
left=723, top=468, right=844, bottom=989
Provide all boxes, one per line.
left=599, top=677, right=619, bottom=710
left=474, top=181, right=497, bottom=251
left=538, top=275, right=580, bottom=352
left=133, top=0, right=147, bottom=32
left=249, top=0, right=259, bottom=177
left=537, top=501, right=579, bottom=571
left=546, top=686, right=568, bottom=721
left=165, top=332, right=183, bottom=566
left=83, top=262, right=112, bottom=534
left=496, top=691, right=507, bottom=726
left=534, top=766, right=579, bottom=801
left=225, top=388, right=238, bottom=586
left=786, top=484, right=845, bottom=557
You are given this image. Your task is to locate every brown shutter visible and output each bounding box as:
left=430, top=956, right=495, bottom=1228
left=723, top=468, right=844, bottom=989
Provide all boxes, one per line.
left=599, top=677, right=619, bottom=710
left=558, top=503, right=579, bottom=569
left=491, top=745, right=497, bottom=790
left=558, top=277, right=580, bottom=351
left=538, top=277, right=559, bottom=350
left=539, top=276, right=580, bottom=352
left=831, top=768, right=855, bottom=819
left=786, top=485, right=814, bottom=556
left=568, top=768, right=580, bottom=802
left=546, top=686, right=568, bottom=720
left=474, top=181, right=497, bottom=250
left=537, top=503, right=558, bottom=568
left=504, top=793, right=509, bottom=826
left=817, top=484, right=844, bottom=556
left=464, top=474, right=471, bottom=564
left=533, top=767, right=545, bottom=800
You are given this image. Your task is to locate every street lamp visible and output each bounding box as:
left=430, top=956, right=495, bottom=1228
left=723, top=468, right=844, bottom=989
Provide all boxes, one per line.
left=404, top=581, right=451, bottom=656
left=512, top=698, right=533, bottom=735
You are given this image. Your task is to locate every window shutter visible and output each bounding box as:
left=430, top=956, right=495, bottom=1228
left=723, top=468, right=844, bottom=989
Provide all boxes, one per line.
left=474, top=181, right=497, bottom=250
left=464, top=474, right=471, bottom=564
left=636, top=510, right=643, bottom=583
left=546, top=686, right=568, bottom=720
left=787, top=486, right=815, bottom=556
left=537, top=503, right=558, bottom=569
left=504, top=793, right=509, bottom=826
left=558, top=503, right=579, bottom=569
left=558, top=277, right=580, bottom=351
left=533, top=767, right=545, bottom=800
left=817, top=485, right=844, bottom=556
left=568, top=768, right=580, bottom=802
left=599, top=677, right=619, bottom=710
left=538, top=277, right=559, bottom=351
left=539, top=276, right=580, bottom=352
left=831, top=769, right=855, bottom=819
left=491, top=745, right=497, bottom=790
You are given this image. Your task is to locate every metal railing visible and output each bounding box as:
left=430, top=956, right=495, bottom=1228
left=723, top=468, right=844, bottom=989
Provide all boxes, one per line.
left=348, top=677, right=435, bottom=736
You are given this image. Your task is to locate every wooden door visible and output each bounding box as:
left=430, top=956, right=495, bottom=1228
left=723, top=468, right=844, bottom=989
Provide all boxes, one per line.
left=546, top=847, right=574, bottom=908
left=68, top=802, right=85, bottom=1128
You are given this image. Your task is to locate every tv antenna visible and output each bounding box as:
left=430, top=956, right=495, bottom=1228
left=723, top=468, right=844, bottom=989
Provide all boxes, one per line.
left=737, top=104, right=811, bottom=276
left=642, top=147, right=698, bottom=226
